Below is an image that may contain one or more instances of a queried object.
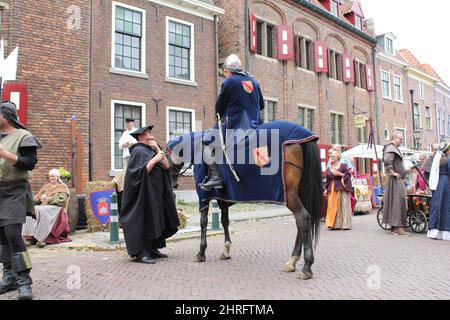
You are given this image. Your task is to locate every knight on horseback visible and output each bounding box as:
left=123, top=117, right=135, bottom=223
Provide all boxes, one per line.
left=200, top=54, right=266, bottom=191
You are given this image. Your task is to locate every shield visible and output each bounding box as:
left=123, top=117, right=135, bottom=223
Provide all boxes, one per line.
left=242, top=81, right=254, bottom=94
left=89, top=189, right=115, bottom=225
left=253, top=146, right=270, bottom=168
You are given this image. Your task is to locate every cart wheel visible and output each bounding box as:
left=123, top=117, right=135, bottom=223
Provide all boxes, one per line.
left=409, top=210, right=428, bottom=234
left=377, top=207, right=391, bottom=231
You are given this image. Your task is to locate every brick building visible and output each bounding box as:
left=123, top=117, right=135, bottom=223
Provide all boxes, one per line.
left=214, top=0, right=377, bottom=175
left=398, top=49, right=439, bottom=151
left=1, top=0, right=224, bottom=190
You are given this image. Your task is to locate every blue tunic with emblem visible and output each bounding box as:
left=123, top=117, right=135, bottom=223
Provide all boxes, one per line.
left=215, top=74, right=265, bottom=131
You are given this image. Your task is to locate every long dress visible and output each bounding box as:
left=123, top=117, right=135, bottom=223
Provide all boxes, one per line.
left=325, top=163, right=353, bottom=230
left=427, top=157, right=450, bottom=241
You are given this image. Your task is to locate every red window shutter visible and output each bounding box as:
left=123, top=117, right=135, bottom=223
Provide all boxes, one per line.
left=314, top=41, right=328, bottom=73
left=318, top=144, right=330, bottom=176
left=365, top=64, right=374, bottom=91
left=342, top=54, right=355, bottom=83
left=2, top=83, right=28, bottom=125
left=250, top=14, right=257, bottom=53
left=277, top=25, right=293, bottom=60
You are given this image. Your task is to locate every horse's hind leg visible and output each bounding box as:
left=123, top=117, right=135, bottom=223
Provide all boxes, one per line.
left=283, top=225, right=302, bottom=273
left=219, top=206, right=232, bottom=260
left=297, top=201, right=314, bottom=280
left=195, top=208, right=209, bottom=263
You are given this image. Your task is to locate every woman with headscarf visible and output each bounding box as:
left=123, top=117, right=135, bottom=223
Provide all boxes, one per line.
left=324, top=150, right=353, bottom=230
left=427, top=142, right=450, bottom=241
left=22, top=169, right=71, bottom=248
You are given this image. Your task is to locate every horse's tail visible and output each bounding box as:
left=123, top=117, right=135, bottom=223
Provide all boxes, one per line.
left=299, top=140, right=324, bottom=247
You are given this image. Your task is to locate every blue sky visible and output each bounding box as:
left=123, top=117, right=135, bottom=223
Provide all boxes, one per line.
left=361, top=0, right=449, bottom=85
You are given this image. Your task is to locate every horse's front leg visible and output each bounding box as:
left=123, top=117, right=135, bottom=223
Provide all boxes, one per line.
left=195, top=208, right=209, bottom=263
left=220, top=206, right=232, bottom=260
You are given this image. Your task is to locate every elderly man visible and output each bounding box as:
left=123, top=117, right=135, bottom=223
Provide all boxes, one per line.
left=382, top=131, right=410, bottom=236
left=0, top=101, right=41, bottom=300
left=120, top=125, right=179, bottom=264
left=422, top=144, right=440, bottom=182
left=200, top=54, right=265, bottom=191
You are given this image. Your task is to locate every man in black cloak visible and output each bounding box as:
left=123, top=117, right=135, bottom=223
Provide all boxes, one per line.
left=120, top=125, right=179, bottom=264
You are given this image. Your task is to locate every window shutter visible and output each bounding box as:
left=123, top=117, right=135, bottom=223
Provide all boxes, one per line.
left=314, top=41, right=328, bottom=73
left=250, top=14, right=257, bottom=53
left=342, top=54, right=355, bottom=83
left=277, top=25, right=293, bottom=60
left=365, top=64, right=374, bottom=91
left=318, top=144, right=330, bottom=176
left=2, top=83, right=28, bottom=125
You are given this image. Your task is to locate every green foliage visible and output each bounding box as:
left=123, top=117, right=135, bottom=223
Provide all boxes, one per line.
left=58, top=167, right=72, bottom=182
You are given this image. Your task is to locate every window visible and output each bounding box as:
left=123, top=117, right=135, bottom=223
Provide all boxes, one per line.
left=355, top=61, right=366, bottom=89
left=256, top=19, right=276, bottom=58
left=385, top=38, right=394, bottom=55
left=354, top=15, right=362, bottom=31
left=263, top=100, right=276, bottom=122
left=0, top=8, right=3, bottom=39
left=357, top=127, right=367, bottom=144
left=395, top=128, right=407, bottom=146
left=413, top=103, right=420, bottom=129
left=419, top=82, right=425, bottom=100
left=298, top=107, right=314, bottom=131
left=296, top=36, right=314, bottom=71
left=393, top=75, right=402, bottom=101
left=448, top=115, right=450, bottom=135
left=330, top=113, right=344, bottom=145
left=112, top=101, right=145, bottom=170
left=168, top=18, right=194, bottom=81
left=439, top=112, right=446, bottom=136
left=425, top=106, right=432, bottom=130
left=329, top=50, right=343, bottom=81
left=113, top=3, right=145, bottom=72
left=330, top=1, right=339, bottom=17
left=381, top=71, right=391, bottom=98
left=167, top=107, right=195, bottom=141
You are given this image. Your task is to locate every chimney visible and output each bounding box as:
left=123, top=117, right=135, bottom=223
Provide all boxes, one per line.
left=363, top=18, right=375, bottom=37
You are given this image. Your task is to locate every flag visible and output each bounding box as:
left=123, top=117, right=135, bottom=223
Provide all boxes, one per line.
left=0, top=39, right=19, bottom=85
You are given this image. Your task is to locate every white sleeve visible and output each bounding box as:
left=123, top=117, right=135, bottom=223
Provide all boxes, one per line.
left=429, top=152, right=442, bottom=191
left=119, top=133, right=126, bottom=150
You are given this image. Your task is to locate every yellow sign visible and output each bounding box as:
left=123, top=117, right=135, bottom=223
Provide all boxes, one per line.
left=355, top=115, right=367, bottom=128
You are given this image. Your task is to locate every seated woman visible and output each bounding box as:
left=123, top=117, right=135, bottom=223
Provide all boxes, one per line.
left=324, top=151, right=353, bottom=230
left=22, top=169, right=72, bottom=247
left=427, top=143, right=450, bottom=241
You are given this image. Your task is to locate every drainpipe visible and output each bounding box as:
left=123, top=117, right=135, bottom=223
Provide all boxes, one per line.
left=245, top=0, right=250, bottom=72
left=214, top=14, right=220, bottom=96
left=372, top=45, right=381, bottom=146
left=88, top=0, right=94, bottom=181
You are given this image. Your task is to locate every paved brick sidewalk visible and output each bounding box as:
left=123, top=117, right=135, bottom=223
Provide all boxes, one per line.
left=1, top=212, right=449, bottom=300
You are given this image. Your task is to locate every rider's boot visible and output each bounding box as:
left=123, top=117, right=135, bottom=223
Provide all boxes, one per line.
left=200, top=163, right=224, bottom=191
left=11, top=252, right=33, bottom=300
left=0, top=245, right=16, bottom=295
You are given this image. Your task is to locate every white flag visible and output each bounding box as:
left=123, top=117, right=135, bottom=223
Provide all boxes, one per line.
left=2, top=47, right=18, bottom=81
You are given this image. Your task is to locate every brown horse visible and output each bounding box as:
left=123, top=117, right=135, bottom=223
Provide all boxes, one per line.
left=167, top=135, right=323, bottom=280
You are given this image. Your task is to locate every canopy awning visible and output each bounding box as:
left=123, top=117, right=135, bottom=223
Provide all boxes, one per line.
left=342, top=144, right=384, bottom=160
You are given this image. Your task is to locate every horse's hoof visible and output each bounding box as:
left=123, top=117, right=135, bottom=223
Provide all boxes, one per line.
left=195, top=254, right=206, bottom=263
left=297, top=271, right=313, bottom=280
left=220, top=253, right=231, bottom=260
left=283, top=264, right=296, bottom=273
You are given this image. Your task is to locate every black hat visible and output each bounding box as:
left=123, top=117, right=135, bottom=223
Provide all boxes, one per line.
left=0, top=101, right=27, bottom=130
left=130, top=125, right=154, bottom=139
left=125, top=118, right=135, bottom=123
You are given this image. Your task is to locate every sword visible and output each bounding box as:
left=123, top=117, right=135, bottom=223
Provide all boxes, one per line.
left=216, top=113, right=240, bottom=183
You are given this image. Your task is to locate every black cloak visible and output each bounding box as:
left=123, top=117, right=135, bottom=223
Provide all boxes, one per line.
left=120, top=143, right=179, bottom=258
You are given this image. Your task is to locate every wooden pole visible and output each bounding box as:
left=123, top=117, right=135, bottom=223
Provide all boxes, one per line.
left=76, top=132, right=83, bottom=194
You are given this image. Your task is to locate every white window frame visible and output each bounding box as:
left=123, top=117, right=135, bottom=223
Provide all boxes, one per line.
left=166, top=106, right=196, bottom=143
left=385, top=37, right=394, bottom=55
left=330, top=111, right=345, bottom=146
left=395, top=127, right=407, bottom=147
left=166, top=16, right=196, bottom=85
left=381, top=70, right=391, bottom=99
left=419, top=82, right=425, bottom=100
left=425, top=106, right=432, bottom=130
left=110, top=99, right=147, bottom=172
left=413, top=103, right=421, bottom=129
left=354, top=15, right=362, bottom=30
left=298, top=105, right=316, bottom=131
left=263, top=98, right=278, bottom=123
left=330, top=0, right=339, bottom=17
left=111, top=2, right=147, bottom=75
left=393, top=74, right=403, bottom=102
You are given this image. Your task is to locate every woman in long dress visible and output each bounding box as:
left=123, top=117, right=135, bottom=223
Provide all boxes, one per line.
left=324, top=151, right=353, bottom=230
left=427, top=143, right=450, bottom=241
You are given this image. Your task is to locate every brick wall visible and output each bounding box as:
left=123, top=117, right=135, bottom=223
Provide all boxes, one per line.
left=3, top=0, right=90, bottom=191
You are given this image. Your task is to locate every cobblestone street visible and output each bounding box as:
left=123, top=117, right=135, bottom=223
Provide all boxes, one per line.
left=1, top=212, right=449, bottom=300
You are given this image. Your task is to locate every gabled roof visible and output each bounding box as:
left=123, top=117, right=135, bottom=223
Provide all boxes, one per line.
left=422, top=63, right=448, bottom=86
left=340, top=0, right=364, bottom=17
left=398, top=49, right=427, bottom=72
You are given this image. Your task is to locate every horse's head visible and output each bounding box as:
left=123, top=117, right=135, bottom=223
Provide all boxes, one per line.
left=167, top=151, right=185, bottom=189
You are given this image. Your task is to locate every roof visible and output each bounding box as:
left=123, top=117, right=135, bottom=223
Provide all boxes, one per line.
left=422, top=63, right=448, bottom=86
left=398, top=49, right=427, bottom=73
left=340, top=0, right=364, bottom=17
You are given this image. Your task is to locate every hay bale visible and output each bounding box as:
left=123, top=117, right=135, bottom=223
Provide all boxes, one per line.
left=85, top=181, right=116, bottom=233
